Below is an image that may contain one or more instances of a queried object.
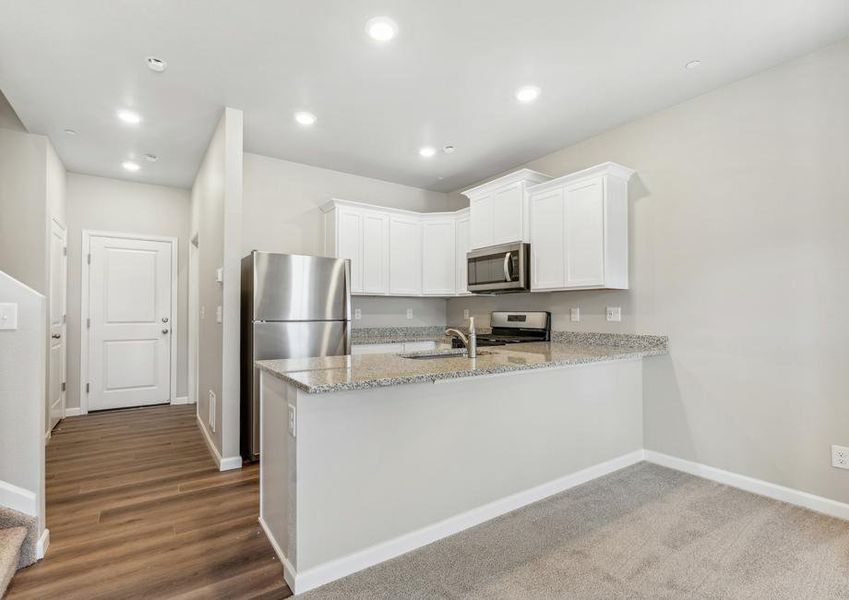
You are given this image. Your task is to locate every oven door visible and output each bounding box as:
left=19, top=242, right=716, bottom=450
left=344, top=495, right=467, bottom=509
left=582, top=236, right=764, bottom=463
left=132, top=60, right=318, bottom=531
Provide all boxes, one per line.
left=467, top=243, right=530, bottom=293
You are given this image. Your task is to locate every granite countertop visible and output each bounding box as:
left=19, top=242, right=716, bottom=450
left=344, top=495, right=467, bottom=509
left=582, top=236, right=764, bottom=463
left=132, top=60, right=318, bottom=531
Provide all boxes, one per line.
left=351, top=326, right=481, bottom=345
left=257, top=333, right=668, bottom=394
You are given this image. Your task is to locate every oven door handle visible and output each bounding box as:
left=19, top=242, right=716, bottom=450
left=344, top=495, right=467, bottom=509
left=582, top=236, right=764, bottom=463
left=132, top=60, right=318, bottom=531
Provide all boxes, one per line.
left=503, top=252, right=512, bottom=281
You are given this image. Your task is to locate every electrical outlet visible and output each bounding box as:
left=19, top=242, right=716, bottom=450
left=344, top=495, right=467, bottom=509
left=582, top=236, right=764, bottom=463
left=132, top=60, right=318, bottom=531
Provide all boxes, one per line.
left=354, top=308, right=362, bottom=320
left=288, top=404, right=297, bottom=437
left=463, top=309, right=470, bottom=320
left=832, top=445, right=849, bottom=469
left=606, top=307, right=622, bottom=322
left=406, top=308, right=413, bottom=320
left=570, top=307, right=580, bottom=322
left=216, top=267, right=223, bottom=283
left=208, top=390, right=216, bottom=432
left=216, top=305, right=223, bottom=323
left=200, top=305, right=205, bottom=319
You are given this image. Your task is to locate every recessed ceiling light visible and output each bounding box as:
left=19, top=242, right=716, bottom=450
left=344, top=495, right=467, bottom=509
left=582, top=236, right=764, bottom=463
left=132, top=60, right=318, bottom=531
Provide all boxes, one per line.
left=366, top=17, right=398, bottom=42
left=515, top=85, right=541, bottom=103
left=685, top=60, right=702, bottom=70
left=64, top=128, right=77, bottom=135
left=442, top=145, right=456, bottom=154
left=419, top=146, right=436, bottom=158
left=146, top=56, right=168, bottom=73
left=143, top=153, right=158, bottom=162
left=117, top=109, right=141, bottom=124
left=294, top=111, right=317, bottom=126
left=122, top=161, right=140, bottom=172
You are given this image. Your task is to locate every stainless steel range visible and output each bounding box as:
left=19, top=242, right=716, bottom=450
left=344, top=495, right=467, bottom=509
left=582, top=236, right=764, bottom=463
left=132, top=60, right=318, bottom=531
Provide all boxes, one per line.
left=452, top=311, right=551, bottom=348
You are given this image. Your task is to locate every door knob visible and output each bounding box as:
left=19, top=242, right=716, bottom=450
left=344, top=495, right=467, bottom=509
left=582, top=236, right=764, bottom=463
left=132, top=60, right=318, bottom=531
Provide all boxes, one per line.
left=52, top=333, right=61, bottom=339
left=162, top=329, right=169, bottom=334
left=162, top=317, right=169, bottom=323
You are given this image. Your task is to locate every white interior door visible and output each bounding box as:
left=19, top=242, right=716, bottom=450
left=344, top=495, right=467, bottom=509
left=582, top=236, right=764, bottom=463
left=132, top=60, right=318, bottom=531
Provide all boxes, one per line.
left=48, top=220, right=67, bottom=432
left=87, top=235, right=173, bottom=411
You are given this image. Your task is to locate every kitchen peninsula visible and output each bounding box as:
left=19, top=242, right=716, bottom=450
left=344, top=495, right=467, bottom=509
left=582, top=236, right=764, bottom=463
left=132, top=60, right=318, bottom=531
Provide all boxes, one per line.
left=256, top=331, right=667, bottom=594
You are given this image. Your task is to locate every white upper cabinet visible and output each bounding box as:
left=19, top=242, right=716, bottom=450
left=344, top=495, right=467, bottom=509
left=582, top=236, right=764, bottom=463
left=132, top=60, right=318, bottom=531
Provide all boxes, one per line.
left=455, top=211, right=471, bottom=295
left=388, top=214, right=423, bottom=296
left=332, top=207, right=363, bottom=293
left=529, top=162, right=634, bottom=291
left=361, top=211, right=390, bottom=294
left=462, top=169, right=551, bottom=250
left=421, top=217, right=456, bottom=296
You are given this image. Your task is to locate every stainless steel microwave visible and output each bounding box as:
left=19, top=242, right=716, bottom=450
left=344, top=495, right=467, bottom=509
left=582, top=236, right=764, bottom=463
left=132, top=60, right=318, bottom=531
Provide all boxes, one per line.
left=467, top=242, right=530, bottom=293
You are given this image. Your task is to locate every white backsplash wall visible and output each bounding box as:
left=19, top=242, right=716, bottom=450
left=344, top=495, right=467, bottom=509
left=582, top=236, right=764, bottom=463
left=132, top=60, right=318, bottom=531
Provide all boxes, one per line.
left=447, top=290, right=637, bottom=333
left=353, top=296, right=447, bottom=328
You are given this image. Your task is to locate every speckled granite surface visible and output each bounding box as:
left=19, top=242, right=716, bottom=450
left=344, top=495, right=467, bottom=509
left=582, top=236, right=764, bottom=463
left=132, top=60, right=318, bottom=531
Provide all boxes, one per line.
left=257, top=333, right=668, bottom=394
left=351, top=326, right=453, bottom=345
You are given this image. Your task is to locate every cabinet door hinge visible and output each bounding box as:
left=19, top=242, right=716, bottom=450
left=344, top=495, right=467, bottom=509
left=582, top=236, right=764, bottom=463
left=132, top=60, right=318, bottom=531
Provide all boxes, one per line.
left=87, top=253, right=91, bottom=265
left=86, top=318, right=91, bottom=329
left=61, top=382, right=66, bottom=392
left=63, top=246, right=67, bottom=256
left=86, top=383, right=90, bottom=393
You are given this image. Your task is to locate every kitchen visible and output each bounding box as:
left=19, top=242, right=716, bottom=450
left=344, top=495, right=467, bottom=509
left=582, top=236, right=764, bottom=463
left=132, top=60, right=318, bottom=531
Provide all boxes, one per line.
left=2, top=2, right=849, bottom=599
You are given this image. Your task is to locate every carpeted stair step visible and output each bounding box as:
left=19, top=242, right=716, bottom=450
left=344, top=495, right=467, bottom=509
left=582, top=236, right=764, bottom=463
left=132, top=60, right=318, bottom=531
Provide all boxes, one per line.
left=0, top=526, right=27, bottom=598
left=0, top=507, right=37, bottom=570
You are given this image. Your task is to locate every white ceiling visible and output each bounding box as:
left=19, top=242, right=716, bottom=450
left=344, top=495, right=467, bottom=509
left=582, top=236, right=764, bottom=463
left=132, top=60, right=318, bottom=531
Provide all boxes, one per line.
left=1, top=0, right=848, bottom=192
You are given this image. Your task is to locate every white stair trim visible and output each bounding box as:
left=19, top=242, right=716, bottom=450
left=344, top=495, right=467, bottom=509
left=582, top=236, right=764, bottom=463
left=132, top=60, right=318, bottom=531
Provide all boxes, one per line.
left=0, top=481, right=37, bottom=517
left=36, top=528, right=49, bottom=559
left=643, top=450, right=849, bottom=521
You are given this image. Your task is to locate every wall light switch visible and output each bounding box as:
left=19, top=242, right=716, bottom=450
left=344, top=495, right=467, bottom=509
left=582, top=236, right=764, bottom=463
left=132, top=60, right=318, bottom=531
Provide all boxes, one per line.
left=354, top=308, right=362, bottom=320
left=406, top=308, right=413, bottom=320
left=570, top=307, right=580, bottom=322
left=0, top=303, right=18, bottom=330
left=463, top=309, right=470, bottom=320
left=606, top=307, right=622, bottom=322
left=216, top=305, right=223, bottom=323
left=216, top=267, right=223, bottom=283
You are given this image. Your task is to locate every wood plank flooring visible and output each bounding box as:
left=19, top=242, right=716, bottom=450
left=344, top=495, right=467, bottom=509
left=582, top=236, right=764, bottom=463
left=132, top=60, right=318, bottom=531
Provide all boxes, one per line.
left=6, top=404, right=291, bottom=600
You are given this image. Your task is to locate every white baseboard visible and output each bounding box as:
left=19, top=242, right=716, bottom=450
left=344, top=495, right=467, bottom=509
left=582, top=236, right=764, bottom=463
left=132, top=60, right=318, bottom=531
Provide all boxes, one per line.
left=259, top=517, right=297, bottom=592
left=195, top=414, right=242, bottom=472
left=643, top=450, right=849, bottom=522
left=0, top=480, right=37, bottom=516
left=63, top=407, right=82, bottom=417
left=172, top=396, right=191, bottom=405
left=36, top=528, right=49, bottom=559
left=266, top=449, right=644, bottom=595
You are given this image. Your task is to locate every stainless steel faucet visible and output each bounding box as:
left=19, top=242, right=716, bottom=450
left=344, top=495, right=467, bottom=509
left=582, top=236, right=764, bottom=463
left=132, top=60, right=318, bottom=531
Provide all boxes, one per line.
left=445, top=316, right=477, bottom=358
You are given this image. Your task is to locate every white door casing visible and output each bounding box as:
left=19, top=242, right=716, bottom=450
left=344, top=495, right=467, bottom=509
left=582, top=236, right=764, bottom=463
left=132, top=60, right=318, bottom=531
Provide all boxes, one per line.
left=81, top=232, right=177, bottom=412
left=48, top=219, right=67, bottom=433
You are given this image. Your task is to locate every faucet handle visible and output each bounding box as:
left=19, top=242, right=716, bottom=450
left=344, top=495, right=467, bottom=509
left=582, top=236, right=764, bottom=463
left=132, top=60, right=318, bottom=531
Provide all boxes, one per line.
left=468, top=316, right=475, bottom=333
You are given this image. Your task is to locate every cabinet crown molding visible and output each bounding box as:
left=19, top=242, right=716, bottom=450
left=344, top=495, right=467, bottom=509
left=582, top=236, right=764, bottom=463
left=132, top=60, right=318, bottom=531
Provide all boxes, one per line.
left=460, top=169, right=552, bottom=199
left=526, top=162, right=635, bottom=195
left=320, top=197, right=467, bottom=218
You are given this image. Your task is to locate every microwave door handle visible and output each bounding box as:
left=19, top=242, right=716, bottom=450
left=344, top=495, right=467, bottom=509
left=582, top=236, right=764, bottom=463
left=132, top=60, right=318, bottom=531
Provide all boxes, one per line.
left=503, top=252, right=512, bottom=281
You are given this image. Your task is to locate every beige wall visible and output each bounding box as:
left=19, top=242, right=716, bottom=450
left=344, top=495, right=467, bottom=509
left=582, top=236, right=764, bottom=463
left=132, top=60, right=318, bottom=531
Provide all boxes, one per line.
left=448, top=39, right=849, bottom=503
left=192, top=108, right=243, bottom=461
left=64, top=173, right=191, bottom=410
left=0, top=89, right=26, bottom=133
left=242, top=152, right=452, bottom=327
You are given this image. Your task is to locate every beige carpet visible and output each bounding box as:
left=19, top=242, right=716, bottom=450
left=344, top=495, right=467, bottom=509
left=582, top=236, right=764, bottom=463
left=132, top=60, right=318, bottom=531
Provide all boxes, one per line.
left=299, top=462, right=849, bottom=599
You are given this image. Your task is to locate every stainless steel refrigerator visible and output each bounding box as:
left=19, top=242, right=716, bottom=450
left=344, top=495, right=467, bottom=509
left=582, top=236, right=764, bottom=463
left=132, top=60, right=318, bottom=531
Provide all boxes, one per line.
left=240, top=251, right=351, bottom=461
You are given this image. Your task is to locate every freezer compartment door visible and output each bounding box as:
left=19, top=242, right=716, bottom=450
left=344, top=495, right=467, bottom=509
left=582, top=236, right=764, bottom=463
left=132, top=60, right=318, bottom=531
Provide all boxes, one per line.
left=251, top=252, right=351, bottom=321
left=245, top=320, right=352, bottom=460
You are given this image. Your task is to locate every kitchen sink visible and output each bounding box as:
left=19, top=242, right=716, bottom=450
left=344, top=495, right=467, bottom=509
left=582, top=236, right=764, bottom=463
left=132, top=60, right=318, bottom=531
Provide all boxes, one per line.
left=400, top=350, right=490, bottom=360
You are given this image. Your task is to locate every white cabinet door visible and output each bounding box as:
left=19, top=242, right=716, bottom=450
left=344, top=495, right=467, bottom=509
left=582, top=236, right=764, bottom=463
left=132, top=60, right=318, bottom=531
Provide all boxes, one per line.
left=530, top=187, right=566, bottom=290
left=361, top=211, right=390, bottom=294
left=403, top=340, right=438, bottom=352
left=336, top=208, right=363, bottom=294
left=469, top=193, right=493, bottom=249
left=564, top=177, right=605, bottom=288
left=455, top=215, right=470, bottom=295
left=422, top=219, right=456, bottom=295
left=491, top=182, right=523, bottom=244
left=352, top=343, right=400, bottom=355
left=389, top=216, right=422, bottom=295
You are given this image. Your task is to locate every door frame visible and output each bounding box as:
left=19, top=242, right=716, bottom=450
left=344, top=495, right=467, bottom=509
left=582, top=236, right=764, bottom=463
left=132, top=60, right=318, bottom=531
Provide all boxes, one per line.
left=79, top=230, right=178, bottom=415
left=48, top=217, right=68, bottom=435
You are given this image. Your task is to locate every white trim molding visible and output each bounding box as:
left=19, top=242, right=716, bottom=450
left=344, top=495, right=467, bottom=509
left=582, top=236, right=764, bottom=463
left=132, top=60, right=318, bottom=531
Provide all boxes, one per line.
left=643, top=450, right=849, bottom=522
left=63, top=407, right=82, bottom=417
left=172, top=396, right=192, bottom=405
left=266, top=450, right=644, bottom=595
left=196, top=414, right=242, bottom=472
left=0, top=480, right=38, bottom=516
left=79, top=230, right=179, bottom=414
left=36, top=528, right=50, bottom=559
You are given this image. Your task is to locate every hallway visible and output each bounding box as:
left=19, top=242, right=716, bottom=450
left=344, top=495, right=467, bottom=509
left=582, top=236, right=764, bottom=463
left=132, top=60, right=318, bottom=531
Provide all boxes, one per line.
left=6, top=405, right=290, bottom=599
